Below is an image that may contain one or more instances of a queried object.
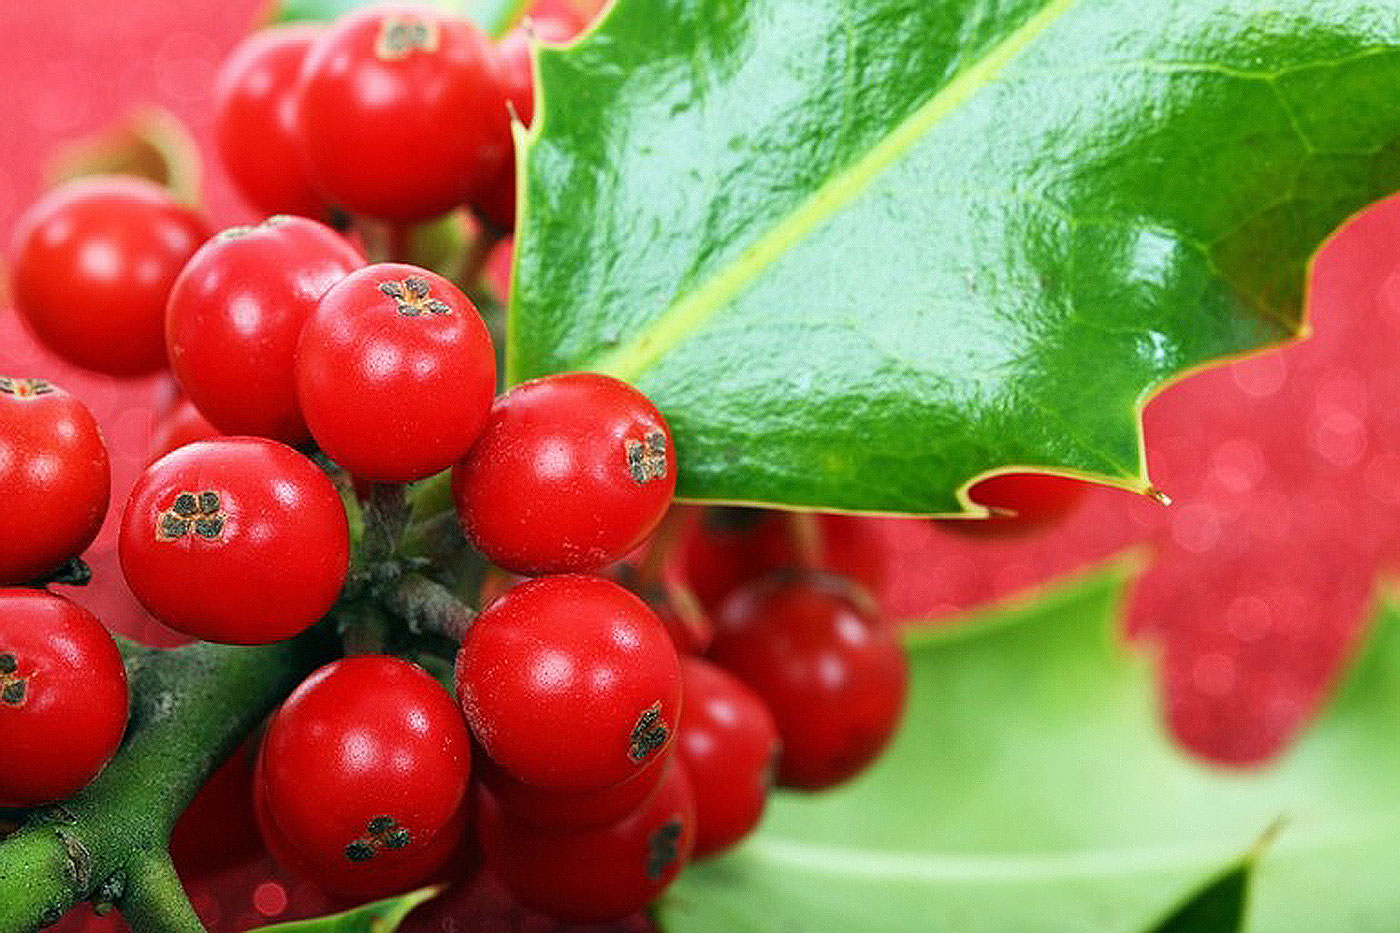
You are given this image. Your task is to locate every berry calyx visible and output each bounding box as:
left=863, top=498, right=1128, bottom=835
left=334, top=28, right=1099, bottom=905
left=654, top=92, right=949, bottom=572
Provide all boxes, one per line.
left=0, top=379, right=110, bottom=586
left=166, top=215, right=363, bottom=445
left=0, top=589, right=128, bottom=808
left=296, top=263, right=495, bottom=482
left=712, top=572, right=908, bottom=790
left=676, top=657, right=780, bottom=857
left=456, top=574, right=682, bottom=791
left=257, top=656, right=472, bottom=899
left=293, top=5, right=511, bottom=221
left=452, top=372, right=677, bottom=575
left=118, top=438, right=350, bottom=644
left=10, top=176, right=209, bottom=376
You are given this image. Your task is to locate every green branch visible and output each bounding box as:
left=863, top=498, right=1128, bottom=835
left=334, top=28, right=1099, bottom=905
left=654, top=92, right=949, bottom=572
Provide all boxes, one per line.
left=0, top=635, right=330, bottom=932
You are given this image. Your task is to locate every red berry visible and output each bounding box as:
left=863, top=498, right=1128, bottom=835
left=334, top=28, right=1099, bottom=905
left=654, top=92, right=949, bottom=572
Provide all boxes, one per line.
left=147, top=397, right=220, bottom=464
left=170, top=743, right=261, bottom=881
left=10, top=176, right=209, bottom=376
left=258, top=657, right=472, bottom=900
left=477, top=745, right=669, bottom=831
left=0, top=589, right=128, bottom=807
left=711, top=573, right=908, bottom=790
left=468, top=14, right=578, bottom=229
left=456, top=575, right=682, bottom=791
left=453, top=373, right=676, bottom=575
left=214, top=24, right=328, bottom=219
left=118, top=438, right=349, bottom=644
left=0, top=379, right=110, bottom=586
left=939, top=472, right=1087, bottom=538
left=296, top=263, right=495, bottom=482
left=166, top=216, right=362, bottom=445
left=676, top=657, right=779, bottom=857
left=478, top=761, right=696, bottom=923
left=294, top=5, right=510, bottom=222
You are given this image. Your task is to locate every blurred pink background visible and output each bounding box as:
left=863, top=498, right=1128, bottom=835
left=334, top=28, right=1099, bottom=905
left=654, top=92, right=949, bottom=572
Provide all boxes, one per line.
left=6, top=0, right=1400, bottom=928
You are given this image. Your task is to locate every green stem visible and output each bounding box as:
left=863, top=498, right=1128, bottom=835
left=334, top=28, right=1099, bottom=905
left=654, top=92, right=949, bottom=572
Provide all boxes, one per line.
left=120, top=856, right=203, bottom=933
left=0, top=636, right=328, bottom=932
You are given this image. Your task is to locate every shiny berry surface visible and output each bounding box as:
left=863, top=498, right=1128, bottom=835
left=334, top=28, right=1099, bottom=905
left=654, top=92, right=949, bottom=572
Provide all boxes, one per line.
left=478, top=744, right=669, bottom=831
left=456, top=574, right=682, bottom=791
left=258, top=657, right=472, bottom=900
left=676, top=657, right=780, bottom=857
left=166, top=216, right=362, bottom=445
left=453, top=372, right=677, bottom=575
left=293, top=5, right=510, bottom=221
left=214, top=24, right=328, bottom=219
left=478, top=761, right=697, bottom=924
left=0, top=589, right=128, bottom=808
left=10, top=176, right=209, bottom=376
left=297, top=263, right=495, bottom=482
left=712, top=572, right=908, bottom=790
left=118, top=437, right=349, bottom=644
left=0, top=378, right=110, bottom=586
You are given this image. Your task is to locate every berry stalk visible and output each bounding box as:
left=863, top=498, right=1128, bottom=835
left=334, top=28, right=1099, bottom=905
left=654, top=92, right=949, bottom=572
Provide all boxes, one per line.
left=0, top=634, right=329, bottom=932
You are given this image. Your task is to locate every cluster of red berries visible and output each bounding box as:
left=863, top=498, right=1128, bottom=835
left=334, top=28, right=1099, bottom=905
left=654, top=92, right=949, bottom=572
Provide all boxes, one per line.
left=0, top=2, right=913, bottom=924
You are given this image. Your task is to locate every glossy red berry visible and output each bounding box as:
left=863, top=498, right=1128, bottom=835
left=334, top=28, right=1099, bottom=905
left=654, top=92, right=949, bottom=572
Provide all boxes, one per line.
left=0, top=589, right=128, bottom=808
left=939, top=472, right=1087, bottom=538
left=258, top=657, right=472, bottom=899
left=477, top=745, right=669, bottom=831
left=10, top=176, right=209, bottom=376
left=712, top=573, right=908, bottom=790
left=478, top=761, right=696, bottom=923
left=296, top=263, right=495, bottom=482
left=166, top=216, right=362, bottom=445
left=469, top=14, right=580, bottom=229
left=456, top=575, right=682, bottom=791
left=294, top=5, right=511, bottom=222
left=119, top=438, right=349, bottom=644
left=214, top=24, right=328, bottom=219
left=0, top=379, right=110, bottom=586
left=147, top=397, right=220, bottom=464
left=676, top=657, right=779, bottom=857
left=453, top=373, right=676, bottom=575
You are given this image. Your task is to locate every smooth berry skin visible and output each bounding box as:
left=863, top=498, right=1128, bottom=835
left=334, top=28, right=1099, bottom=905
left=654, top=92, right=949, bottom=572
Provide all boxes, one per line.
left=712, top=573, right=908, bottom=791
left=939, top=472, right=1087, bottom=539
left=676, top=657, right=780, bottom=857
left=453, top=373, right=677, bottom=575
left=479, top=761, right=697, bottom=924
left=166, top=216, right=362, bottom=445
left=214, top=25, right=328, bottom=219
left=10, top=176, right=209, bottom=376
left=258, top=657, right=472, bottom=899
left=294, top=5, right=510, bottom=222
left=147, top=397, right=220, bottom=464
left=469, top=14, right=579, bottom=229
left=456, top=575, right=682, bottom=792
left=0, top=589, right=128, bottom=808
left=478, top=744, right=669, bottom=831
left=297, top=263, right=495, bottom=482
left=0, top=380, right=110, bottom=586
left=118, top=438, right=349, bottom=644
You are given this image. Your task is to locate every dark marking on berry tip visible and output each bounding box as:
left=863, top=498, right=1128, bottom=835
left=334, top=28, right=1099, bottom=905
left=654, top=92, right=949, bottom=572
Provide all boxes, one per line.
left=0, top=377, right=55, bottom=398
left=378, top=276, right=452, bottom=316
left=625, top=430, right=669, bottom=483
left=157, top=490, right=229, bottom=542
left=376, top=16, right=439, bottom=60
left=628, top=701, right=670, bottom=763
left=646, top=819, right=684, bottom=880
left=0, top=654, right=15, bottom=675
left=343, top=815, right=412, bottom=862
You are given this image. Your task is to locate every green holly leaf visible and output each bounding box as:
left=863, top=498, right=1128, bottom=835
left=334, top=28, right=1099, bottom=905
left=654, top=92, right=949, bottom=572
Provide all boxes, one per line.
left=659, top=564, right=1400, bottom=932
left=273, top=0, right=526, bottom=37
left=248, top=886, right=441, bottom=933
left=512, top=0, right=1400, bottom=513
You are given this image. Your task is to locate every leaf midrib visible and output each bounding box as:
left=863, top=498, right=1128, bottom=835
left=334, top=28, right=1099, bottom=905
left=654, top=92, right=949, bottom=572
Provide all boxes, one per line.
left=584, top=0, right=1079, bottom=382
